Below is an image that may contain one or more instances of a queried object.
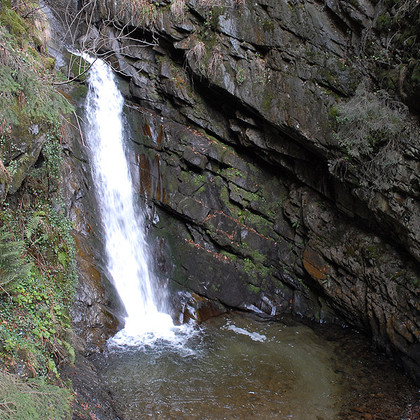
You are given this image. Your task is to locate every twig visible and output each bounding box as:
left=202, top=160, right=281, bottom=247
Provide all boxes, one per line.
left=73, top=111, right=86, bottom=147
left=52, top=59, right=96, bottom=85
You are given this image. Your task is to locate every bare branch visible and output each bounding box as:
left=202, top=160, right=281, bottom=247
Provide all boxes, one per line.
left=52, top=58, right=96, bottom=85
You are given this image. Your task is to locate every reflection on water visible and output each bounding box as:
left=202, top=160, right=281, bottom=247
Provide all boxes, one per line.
left=93, top=313, right=419, bottom=419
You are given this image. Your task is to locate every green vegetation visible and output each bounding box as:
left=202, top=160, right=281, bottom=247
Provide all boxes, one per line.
left=243, top=258, right=256, bottom=276
left=0, top=29, right=72, bottom=138
left=262, top=88, right=276, bottom=113
left=0, top=371, right=71, bottom=420
left=192, top=173, right=206, bottom=186
left=221, top=167, right=243, bottom=179
left=262, top=19, right=274, bottom=32
left=367, top=0, right=420, bottom=97
left=376, top=12, right=392, bottom=31
left=235, top=67, right=246, bottom=85
left=0, top=1, right=76, bottom=418
left=247, top=283, right=260, bottom=294
left=0, top=229, right=32, bottom=291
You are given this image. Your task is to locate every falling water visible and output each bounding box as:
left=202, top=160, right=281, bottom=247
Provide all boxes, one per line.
left=84, top=57, right=178, bottom=346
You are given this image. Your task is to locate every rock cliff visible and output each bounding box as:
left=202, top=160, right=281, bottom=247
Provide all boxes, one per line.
left=69, top=0, right=419, bottom=383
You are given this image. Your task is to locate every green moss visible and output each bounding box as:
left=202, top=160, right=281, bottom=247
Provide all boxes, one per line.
left=70, top=54, right=90, bottom=82
left=262, top=89, right=276, bottom=113
left=260, top=265, right=271, bottom=279
left=242, top=210, right=273, bottom=237
left=243, top=257, right=256, bottom=276
left=248, top=284, right=260, bottom=294
left=0, top=7, right=27, bottom=38
left=221, top=187, right=243, bottom=219
left=262, top=20, right=274, bottom=32
left=328, top=105, right=339, bottom=124
left=221, top=167, right=243, bottom=179
left=220, top=250, right=238, bottom=262
left=43, top=56, right=56, bottom=71
left=192, top=173, right=206, bottom=186
left=377, top=13, right=392, bottom=31
left=211, top=283, right=221, bottom=292
left=69, top=83, right=89, bottom=103
left=249, top=249, right=266, bottom=264
left=411, top=62, right=420, bottom=83
left=232, top=184, right=259, bottom=202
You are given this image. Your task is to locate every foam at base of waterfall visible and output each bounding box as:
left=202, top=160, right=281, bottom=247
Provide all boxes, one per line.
left=109, top=312, right=199, bottom=350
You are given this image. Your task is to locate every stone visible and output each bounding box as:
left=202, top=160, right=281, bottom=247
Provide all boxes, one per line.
left=8, top=134, right=47, bottom=195
left=51, top=0, right=420, bottom=386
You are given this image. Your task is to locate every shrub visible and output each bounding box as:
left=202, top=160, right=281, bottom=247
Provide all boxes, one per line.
left=331, top=81, right=418, bottom=188
left=186, top=41, right=206, bottom=65
left=0, top=3, right=76, bottom=418
left=335, top=83, right=408, bottom=157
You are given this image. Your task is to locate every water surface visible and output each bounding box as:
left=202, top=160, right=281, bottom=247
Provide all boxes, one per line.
left=94, top=313, right=418, bottom=419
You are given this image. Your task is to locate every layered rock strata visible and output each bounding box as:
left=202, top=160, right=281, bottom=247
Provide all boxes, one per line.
left=71, top=0, right=419, bottom=383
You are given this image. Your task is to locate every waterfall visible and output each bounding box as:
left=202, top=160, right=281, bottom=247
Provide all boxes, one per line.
left=84, top=57, right=176, bottom=346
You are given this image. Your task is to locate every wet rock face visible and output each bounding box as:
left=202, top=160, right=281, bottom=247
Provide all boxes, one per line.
left=77, top=0, right=420, bottom=382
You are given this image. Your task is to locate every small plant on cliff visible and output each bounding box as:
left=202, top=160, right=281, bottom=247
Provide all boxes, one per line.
left=186, top=41, right=206, bottom=69
left=236, top=67, right=246, bottom=85
left=170, top=0, right=186, bottom=20
left=331, top=81, right=418, bottom=188
left=207, top=44, right=223, bottom=79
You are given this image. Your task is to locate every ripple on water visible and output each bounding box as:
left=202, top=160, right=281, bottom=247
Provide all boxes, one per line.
left=94, top=313, right=370, bottom=419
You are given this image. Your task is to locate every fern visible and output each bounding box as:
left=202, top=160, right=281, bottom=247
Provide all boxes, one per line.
left=0, top=228, right=32, bottom=291
left=25, top=210, right=46, bottom=241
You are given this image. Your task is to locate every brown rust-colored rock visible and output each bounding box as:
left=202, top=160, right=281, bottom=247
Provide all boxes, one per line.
left=303, top=247, right=331, bottom=282
left=72, top=232, right=123, bottom=353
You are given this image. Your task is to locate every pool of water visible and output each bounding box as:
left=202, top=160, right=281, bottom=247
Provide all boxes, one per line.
left=93, top=313, right=419, bottom=419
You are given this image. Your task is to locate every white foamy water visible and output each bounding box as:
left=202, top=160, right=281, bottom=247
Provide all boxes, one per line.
left=84, top=56, right=186, bottom=346
left=224, top=321, right=267, bottom=342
